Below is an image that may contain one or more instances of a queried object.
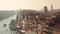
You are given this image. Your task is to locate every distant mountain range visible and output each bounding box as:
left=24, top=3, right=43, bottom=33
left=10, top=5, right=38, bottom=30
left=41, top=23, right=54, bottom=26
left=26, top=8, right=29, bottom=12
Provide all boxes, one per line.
left=0, top=10, right=18, bottom=20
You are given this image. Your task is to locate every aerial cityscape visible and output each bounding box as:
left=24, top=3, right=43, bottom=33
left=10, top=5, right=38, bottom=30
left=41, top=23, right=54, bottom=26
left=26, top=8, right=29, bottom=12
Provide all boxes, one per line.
left=9, top=5, right=60, bottom=34
left=0, top=0, right=60, bottom=34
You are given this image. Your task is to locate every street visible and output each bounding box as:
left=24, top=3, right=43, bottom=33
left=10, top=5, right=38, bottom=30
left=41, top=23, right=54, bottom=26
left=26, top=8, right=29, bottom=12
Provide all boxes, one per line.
left=25, top=31, right=37, bottom=34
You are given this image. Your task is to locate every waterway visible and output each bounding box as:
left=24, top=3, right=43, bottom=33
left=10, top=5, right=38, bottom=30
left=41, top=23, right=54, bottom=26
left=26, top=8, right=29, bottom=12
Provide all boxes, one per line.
left=0, top=15, right=16, bottom=34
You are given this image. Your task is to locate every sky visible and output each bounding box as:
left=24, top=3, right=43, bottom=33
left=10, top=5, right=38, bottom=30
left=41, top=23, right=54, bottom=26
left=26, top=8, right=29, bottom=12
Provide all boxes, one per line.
left=0, top=0, right=60, bottom=10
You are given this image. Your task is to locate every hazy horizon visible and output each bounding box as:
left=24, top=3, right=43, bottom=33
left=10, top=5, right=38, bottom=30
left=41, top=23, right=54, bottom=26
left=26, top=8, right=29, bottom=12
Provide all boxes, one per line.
left=0, top=0, right=60, bottom=10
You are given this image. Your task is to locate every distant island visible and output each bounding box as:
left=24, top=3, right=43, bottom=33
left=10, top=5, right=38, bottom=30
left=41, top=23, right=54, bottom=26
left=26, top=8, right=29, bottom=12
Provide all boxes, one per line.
left=0, top=10, right=18, bottom=20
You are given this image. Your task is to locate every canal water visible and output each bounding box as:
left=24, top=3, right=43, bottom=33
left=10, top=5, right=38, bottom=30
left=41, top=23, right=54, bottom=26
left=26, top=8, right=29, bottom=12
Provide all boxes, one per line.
left=0, top=15, right=16, bottom=34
